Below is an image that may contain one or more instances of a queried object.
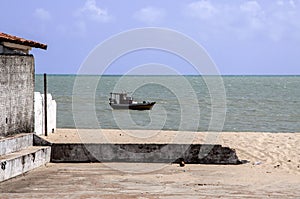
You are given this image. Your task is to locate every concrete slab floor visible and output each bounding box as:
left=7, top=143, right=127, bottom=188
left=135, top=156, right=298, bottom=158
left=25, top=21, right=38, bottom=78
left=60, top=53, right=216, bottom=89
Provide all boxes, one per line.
left=0, top=163, right=299, bottom=198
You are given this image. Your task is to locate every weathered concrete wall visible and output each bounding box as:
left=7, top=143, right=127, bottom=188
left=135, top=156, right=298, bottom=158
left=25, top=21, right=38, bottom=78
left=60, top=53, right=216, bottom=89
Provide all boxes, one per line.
left=0, top=133, right=33, bottom=156
left=0, top=145, right=51, bottom=182
left=50, top=143, right=241, bottom=164
left=0, top=133, right=51, bottom=182
left=0, top=55, right=34, bottom=137
left=34, top=92, right=57, bottom=136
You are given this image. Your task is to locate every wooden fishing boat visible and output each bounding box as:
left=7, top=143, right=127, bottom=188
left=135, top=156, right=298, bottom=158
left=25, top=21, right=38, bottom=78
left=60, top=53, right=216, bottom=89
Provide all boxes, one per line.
left=109, top=92, right=155, bottom=110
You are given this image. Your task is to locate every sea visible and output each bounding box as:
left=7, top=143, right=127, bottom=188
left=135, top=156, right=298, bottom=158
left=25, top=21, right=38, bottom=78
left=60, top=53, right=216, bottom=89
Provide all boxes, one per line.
left=35, top=75, right=300, bottom=132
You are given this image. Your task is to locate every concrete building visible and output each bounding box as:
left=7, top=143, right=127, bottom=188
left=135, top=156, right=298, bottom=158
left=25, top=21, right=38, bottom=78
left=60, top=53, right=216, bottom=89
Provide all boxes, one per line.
left=0, top=32, right=47, bottom=137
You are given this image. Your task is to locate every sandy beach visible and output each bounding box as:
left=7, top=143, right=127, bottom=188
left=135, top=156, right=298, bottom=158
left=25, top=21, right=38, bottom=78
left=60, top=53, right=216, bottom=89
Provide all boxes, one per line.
left=44, top=128, right=300, bottom=174
left=0, top=129, right=299, bottom=198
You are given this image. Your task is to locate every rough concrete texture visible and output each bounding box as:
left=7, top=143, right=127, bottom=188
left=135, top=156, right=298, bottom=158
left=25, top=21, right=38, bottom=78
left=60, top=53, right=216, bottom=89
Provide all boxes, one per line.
left=34, top=92, right=57, bottom=136
left=0, top=146, right=51, bottom=182
left=33, top=134, right=52, bottom=147
left=0, top=133, right=51, bottom=182
left=0, top=163, right=299, bottom=198
left=0, top=133, right=33, bottom=156
left=40, top=129, right=240, bottom=164
left=50, top=143, right=241, bottom=164
left=0, top=54, right=34, bottom=137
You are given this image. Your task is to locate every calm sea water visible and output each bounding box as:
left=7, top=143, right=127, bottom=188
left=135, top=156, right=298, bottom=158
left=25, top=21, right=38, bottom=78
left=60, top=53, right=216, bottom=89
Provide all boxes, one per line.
left=35, top=75, right=300, bottom=132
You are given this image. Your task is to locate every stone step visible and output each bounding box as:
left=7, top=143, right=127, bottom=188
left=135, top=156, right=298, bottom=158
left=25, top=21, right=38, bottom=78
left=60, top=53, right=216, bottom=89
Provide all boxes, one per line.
left=0, top=146, right=51, bottom=182
left=0, top=133, right=33, bottom=156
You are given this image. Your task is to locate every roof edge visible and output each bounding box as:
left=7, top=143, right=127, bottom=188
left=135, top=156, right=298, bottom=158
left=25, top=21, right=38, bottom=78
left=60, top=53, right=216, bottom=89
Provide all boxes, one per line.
left=0, top=32, right=47, bottom=50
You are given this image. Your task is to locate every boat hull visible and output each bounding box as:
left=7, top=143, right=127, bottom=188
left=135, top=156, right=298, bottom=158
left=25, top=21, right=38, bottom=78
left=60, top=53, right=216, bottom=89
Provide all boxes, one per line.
left=110, top=102, right=156, bottom=110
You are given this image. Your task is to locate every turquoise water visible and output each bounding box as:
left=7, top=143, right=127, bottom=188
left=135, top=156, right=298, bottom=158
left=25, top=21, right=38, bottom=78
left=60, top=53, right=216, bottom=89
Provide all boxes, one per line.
left=35, top=75, right=300, bottom=132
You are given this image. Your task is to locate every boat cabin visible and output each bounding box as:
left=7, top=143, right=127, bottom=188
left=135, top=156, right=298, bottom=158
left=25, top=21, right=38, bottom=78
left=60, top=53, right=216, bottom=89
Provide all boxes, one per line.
left=109, top=92, right=133, bottom=105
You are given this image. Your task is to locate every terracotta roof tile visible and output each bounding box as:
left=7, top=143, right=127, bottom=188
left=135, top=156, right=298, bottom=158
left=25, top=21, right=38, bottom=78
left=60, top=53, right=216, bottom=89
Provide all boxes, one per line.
left=0, top=32, right=47, bottom=50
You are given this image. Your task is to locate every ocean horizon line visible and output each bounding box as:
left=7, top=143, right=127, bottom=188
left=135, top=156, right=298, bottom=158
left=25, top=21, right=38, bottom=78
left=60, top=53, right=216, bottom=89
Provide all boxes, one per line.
left=35, top=74, right=300, bottom=77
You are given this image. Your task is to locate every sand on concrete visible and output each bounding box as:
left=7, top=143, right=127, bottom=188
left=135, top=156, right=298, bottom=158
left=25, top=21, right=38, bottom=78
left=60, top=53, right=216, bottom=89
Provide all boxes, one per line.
left=0, top=129, right=298, bottom=198
left=0, top=162, right=299, bottom=198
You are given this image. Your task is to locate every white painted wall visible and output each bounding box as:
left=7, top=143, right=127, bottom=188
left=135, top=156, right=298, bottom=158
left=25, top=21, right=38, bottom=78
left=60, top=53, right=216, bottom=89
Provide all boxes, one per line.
left=34, top=92, right=56, bottom=136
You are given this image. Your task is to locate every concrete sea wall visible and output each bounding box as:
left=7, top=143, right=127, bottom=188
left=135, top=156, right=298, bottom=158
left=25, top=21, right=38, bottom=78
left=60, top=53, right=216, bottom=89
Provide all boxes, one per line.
left=50, top=143, right=241, bottom=164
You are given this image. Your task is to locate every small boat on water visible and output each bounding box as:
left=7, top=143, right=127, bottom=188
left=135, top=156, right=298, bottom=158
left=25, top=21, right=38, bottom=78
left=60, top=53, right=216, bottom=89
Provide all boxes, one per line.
left=109, top=92, right=156, bottom=110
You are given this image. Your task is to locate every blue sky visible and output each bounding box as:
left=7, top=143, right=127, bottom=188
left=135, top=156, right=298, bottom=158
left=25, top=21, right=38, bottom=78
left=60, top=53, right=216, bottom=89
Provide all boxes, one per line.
left=1, top=0, right=300, bottom=75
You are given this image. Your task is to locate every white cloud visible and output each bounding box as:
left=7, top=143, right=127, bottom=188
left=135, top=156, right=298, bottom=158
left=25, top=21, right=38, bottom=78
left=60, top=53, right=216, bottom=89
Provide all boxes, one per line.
left=183, top=1, right=300, bottom=42
left=184, top=0, right=218, bottom=20
left=34, top=8, right=51, bottom=21
left=240, top=1, right=262, bottom=16
left=276, top=0, right=284, bottom=6
left=276, top=0, right=297, bottom=7
left=79, top=0, right=111, bottom=22
left=134, top=7, right=165, bottom=24
left=240, top=1, right=265, bottom=30
left=289, top=0, right=296, bottom=8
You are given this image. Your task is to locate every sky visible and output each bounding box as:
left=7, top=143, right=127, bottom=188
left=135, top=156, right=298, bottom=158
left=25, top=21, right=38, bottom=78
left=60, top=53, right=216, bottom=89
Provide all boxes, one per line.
left=1, top=0, right=300, bottom=75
